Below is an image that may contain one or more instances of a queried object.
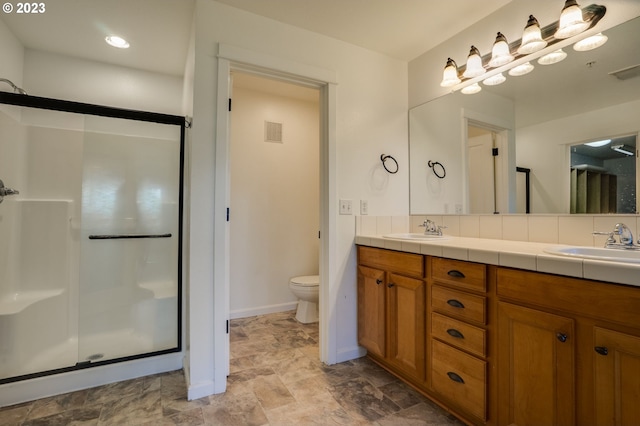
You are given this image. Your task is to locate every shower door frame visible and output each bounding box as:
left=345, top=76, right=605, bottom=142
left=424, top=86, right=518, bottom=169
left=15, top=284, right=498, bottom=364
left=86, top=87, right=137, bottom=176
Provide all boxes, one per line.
left=0, top=91, right=185, bottom=384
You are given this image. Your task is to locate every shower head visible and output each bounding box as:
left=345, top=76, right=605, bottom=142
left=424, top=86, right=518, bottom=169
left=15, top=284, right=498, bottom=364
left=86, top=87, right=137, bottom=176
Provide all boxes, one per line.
left=0, top=78, right=27, bottom=95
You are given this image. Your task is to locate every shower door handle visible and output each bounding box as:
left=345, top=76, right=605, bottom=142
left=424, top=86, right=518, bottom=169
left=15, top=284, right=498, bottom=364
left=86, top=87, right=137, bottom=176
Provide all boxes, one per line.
left=0, top=179, right=20, bottom=204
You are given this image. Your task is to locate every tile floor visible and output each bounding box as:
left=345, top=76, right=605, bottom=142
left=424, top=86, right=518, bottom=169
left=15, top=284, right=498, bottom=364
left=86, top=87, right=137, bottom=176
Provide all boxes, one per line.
left=0, top=310, right=464, bottom=425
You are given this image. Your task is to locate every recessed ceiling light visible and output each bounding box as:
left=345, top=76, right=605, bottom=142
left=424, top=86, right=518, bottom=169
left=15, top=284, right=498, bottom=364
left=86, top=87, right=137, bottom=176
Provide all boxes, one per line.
left=105, top=35, right=130, bottom=49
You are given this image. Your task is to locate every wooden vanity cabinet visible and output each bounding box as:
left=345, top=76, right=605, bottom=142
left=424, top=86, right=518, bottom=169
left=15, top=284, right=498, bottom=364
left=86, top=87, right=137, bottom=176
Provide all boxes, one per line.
left=497, top=267, right=640, bottom=426
left=428, top=257, right=489, bottom=422
left=357, top=246, right=426, bottom=382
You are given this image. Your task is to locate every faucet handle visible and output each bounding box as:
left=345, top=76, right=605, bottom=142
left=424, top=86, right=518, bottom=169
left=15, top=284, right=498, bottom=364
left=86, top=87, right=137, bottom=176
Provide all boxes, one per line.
left=593, top=231, right=616, bottom=246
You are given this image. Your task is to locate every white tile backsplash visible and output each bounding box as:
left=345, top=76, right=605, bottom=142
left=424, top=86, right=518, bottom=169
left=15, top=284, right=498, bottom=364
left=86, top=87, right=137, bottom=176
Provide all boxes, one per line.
left=356, top=214, right=640, bottom=248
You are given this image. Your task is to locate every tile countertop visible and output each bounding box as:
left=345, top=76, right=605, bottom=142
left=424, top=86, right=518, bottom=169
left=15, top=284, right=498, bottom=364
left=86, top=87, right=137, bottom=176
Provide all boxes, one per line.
left=355, top=234, right=640, bottom=288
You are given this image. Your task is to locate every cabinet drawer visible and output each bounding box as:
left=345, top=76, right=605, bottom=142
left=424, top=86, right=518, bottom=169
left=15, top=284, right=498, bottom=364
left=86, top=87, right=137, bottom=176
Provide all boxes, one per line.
left=432, top=285, right=487, bottom=325
left=431, top=257, right=486, bottom=292
left=432, top=340, right=487, bottom=421
left=431, top=312, right=486, bottom=358
left=358, top=246, right=424, bottom=278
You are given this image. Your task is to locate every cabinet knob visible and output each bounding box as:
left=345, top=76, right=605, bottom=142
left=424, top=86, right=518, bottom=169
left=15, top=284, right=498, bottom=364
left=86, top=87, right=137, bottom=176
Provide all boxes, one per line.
left=375, top=279, right=382, bottom=285
left=594, top=346, right=609, bottom=356
left=556, top=333, right=568, bottom=343
left=387, top=283, right=395, bottom=288
left=446, top=372, right=465, bottom=384
left=447, top=270, right=466, bottom=278
left=446, top=299, right=465, bottom=309
left=446, top=328, right=465, bottom=339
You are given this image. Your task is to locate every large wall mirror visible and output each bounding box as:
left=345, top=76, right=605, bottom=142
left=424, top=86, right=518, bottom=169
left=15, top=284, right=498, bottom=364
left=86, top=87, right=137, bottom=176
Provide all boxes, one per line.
left=409, top=15, right=640, bottom=215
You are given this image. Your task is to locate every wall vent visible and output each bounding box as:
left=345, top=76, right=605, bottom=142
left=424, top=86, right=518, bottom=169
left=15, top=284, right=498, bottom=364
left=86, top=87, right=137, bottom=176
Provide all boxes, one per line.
left=608, top=64, right=640, bottom=81
left=265, top=121, right=283, bottom=143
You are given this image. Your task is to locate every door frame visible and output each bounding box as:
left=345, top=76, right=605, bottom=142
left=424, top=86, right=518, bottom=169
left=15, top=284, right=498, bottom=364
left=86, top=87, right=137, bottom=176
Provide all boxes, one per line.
left=214, top=45, right=338, bottom=389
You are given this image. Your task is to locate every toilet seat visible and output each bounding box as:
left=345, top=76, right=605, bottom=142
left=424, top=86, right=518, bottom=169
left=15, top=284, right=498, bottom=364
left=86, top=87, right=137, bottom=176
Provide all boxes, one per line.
left=290, top=275, right=319, bottom=287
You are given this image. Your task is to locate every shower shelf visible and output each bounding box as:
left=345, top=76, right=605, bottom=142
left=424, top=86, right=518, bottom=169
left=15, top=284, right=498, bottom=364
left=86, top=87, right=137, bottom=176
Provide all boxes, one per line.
left=139, top=281, right=177, bottom=299
left=0, top=289, right=64, bottom=316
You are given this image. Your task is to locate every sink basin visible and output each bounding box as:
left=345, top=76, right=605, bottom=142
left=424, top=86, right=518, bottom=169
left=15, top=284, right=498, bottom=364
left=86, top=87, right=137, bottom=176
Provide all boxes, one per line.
left=383, top=233, right=448, bottom=241
left=544, top=246, right=640, bottom=264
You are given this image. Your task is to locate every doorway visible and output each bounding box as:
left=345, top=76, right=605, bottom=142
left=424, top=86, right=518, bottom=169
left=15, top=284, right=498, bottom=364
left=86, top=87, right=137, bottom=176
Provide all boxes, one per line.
left=229, top=72, right=320, bottom=320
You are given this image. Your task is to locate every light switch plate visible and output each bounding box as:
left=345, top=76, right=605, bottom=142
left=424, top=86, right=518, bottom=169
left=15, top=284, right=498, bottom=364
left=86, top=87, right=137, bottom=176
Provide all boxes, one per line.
left=360, top=200, right=368, bottom=215
left=339, top=199, right=353, bottom=215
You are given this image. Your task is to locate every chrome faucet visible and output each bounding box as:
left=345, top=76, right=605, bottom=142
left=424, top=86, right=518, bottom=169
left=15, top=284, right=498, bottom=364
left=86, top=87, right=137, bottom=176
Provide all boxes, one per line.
left=0, top=179, right=20, bottom=204
left=593, top=223, right=639, bottom=249
left=420, top=219, right=447, bottom=236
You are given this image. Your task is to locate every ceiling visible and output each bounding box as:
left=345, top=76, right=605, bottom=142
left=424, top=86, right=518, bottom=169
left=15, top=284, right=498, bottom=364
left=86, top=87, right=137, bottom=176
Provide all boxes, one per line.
left=0, top=0, right=513, bottom=77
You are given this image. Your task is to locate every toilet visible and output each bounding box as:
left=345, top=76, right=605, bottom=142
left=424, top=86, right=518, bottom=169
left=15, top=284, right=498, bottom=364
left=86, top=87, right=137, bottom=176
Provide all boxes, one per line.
left=289, top=275, right=319, bottom=323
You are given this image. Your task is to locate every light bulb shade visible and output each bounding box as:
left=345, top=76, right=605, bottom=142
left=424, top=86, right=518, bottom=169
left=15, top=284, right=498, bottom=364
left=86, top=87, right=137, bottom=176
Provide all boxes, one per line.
left=440, top=58, right=461, bottom=87
left=554, top=0, right=589, bottom=39
left=463, top=46, right=486, bottom=78
left=508, top=62, right=534, bottom=76
left=483, top=73, right=506, bottom=86
left=489, top=32, right=515, bottom=68
left=538, top=49, right=567, bottom=65
left=518, top=15, right=548, bottom=54
left=461, top=83, right=482, bottom=94
left=573, top=33, right=608, bottom=51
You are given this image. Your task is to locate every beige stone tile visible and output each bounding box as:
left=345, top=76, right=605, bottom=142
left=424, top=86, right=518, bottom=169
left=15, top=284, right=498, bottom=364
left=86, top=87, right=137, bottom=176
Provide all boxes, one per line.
left=204, top=391, right=268, bottom=426
left=251, top=375, right=295, bottom=410
left=0, top=403, right=33, bottom=426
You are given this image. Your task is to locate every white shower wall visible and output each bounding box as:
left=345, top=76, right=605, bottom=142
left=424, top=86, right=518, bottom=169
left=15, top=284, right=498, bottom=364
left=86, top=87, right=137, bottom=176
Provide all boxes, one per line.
left=229, top=81, right=320, bottom=318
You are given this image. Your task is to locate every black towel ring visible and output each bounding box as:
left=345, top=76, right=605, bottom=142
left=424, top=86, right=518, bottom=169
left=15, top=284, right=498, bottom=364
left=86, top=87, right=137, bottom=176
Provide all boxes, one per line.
left=428, top=160, right=446, bottom=179
left=381, top=154, right=399, bottom=174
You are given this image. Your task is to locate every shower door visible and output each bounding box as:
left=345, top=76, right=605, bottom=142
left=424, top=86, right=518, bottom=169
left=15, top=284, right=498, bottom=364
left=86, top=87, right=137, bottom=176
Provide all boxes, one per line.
left=0, top=92, right=183, bottom=383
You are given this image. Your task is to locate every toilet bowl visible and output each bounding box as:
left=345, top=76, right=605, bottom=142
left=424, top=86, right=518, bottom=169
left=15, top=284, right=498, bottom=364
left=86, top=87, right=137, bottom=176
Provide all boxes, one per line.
left=289, top=275, right=319, bottom=323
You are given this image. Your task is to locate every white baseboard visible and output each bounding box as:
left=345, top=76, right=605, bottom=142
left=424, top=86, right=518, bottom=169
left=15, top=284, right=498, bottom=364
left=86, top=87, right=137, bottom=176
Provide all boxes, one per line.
left=230, top=301, right=298, bottom=319
left=336, top=345, right=367, bottom=364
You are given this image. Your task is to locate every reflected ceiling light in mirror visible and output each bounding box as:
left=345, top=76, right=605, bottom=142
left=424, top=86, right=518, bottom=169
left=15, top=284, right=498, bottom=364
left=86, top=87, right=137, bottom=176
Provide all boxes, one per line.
left=440, top=58, right=461, bottom=87
left=584, top=139, right=611, bottom=147
left=489, top=32, right=515, bottom=67
left=483, top=73, right=506, bottom=86
left=538, top=49, right=567, bottom=65
left=461, top=83, right=482, bottom=94
left=518, top=15, right=547, bottom=55
left=508, top=62, right=534, bottom=76
left=573, top=32, right=608, bottom=51
left=555, top=0, right=590, bottom=39
left=463, top=46, right=486, bottom=78
left=105, top=35, right=130, bottom=49
left=611, top=145, right=635, bottom=156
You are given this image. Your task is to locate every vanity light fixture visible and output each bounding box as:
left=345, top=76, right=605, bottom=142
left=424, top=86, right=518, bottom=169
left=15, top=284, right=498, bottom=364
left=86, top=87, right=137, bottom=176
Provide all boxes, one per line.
left=461, top=83, right=482, bottom=94
left=538, top=49, right=567, bottom=65
left=573, top=32, right=608, bottom=51
left=463, top=46, right=486, bottom=78
left=611, top=144, right=635, bottom=156
left=438, top=2, right=606, bottom=94
left=488, top=32, right=515, bottom=67
left=105, top=35, right=130, bottom=49
left=555, top=0, right=590, bottom=39
left=440, top=58, right=461, bottom=87
left=585, top=139, right=611, bottom=147
left=483, top=72, right=506, bottom=86
left=518, top=15, right=548, bottom=55
left=508, top=62, right=534, bottom=76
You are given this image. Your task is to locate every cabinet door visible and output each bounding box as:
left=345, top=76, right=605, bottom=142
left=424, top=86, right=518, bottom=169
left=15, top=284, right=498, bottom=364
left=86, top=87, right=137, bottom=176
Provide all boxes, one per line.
left=498, top=302, right=575, bottom=426
left=387, top=273, right=426, bottom=380
left=357, top=265, right=386, bottom=358
left=593, top=327, right=640, bottom=425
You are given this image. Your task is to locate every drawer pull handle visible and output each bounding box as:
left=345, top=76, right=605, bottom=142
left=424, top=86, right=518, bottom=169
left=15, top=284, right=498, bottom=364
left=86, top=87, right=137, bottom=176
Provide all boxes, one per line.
left=447, top=372, right=465, bottom=384
left=447, top=270, right=466, bottom=278
left=595, top=346, right=609, bottom=356
left=446, top=328, right=464, bottom=339
left=556, top=333, right=568, bottom=343
left=447, top=299, right=465, bottom=309
left=387, top=283, right=395, bottom=288
left=376, top=279, right=382, bottom=285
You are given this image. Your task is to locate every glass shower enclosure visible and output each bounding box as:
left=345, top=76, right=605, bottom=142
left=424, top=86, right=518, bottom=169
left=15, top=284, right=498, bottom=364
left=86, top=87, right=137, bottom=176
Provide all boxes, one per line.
left=0, top=92, right=183, bottom=384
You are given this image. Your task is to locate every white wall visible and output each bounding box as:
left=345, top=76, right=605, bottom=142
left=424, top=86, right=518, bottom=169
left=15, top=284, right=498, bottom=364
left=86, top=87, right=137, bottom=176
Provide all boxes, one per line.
left=0, top=18, right=23, bottom=91
left=229, top=83, right=319, bottom=317
left=23, top=50, right=183, bottom=115
left=188, top=0, right=408, bottom=397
